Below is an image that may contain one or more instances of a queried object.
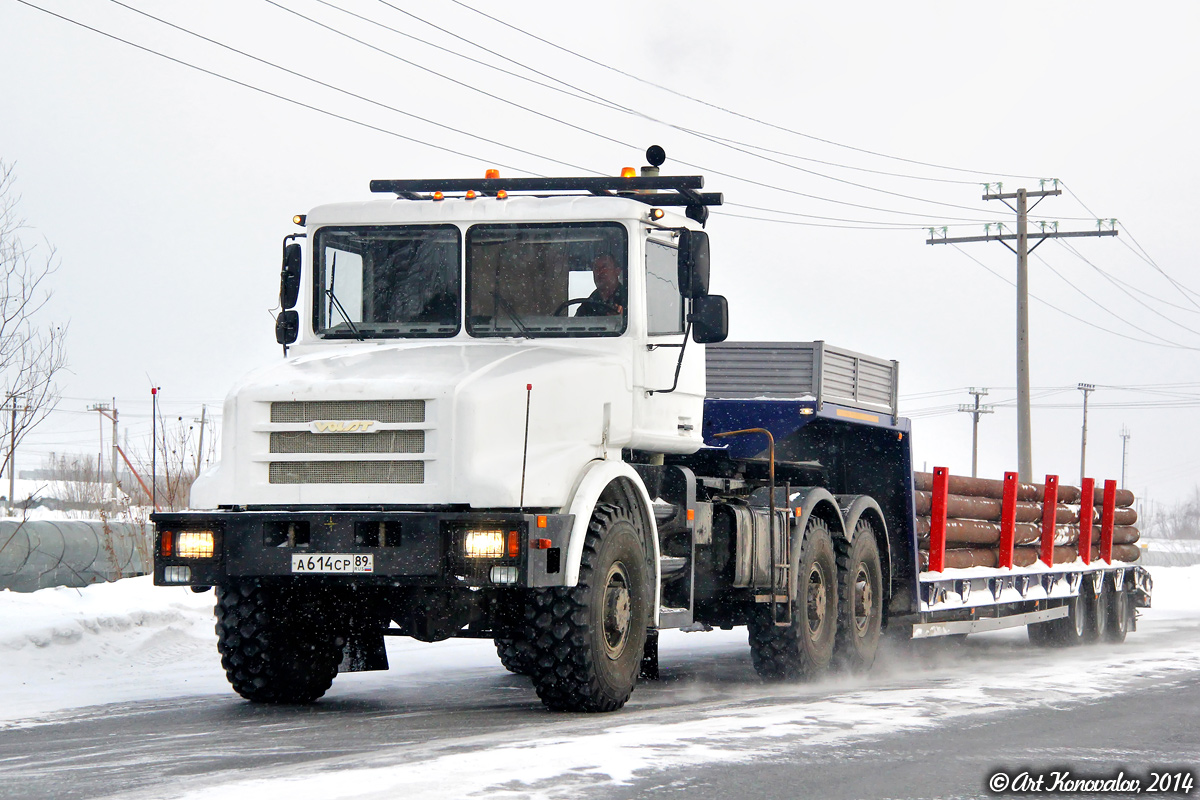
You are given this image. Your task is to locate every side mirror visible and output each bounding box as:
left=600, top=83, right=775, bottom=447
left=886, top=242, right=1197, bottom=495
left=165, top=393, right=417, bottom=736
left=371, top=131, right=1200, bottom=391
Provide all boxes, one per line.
left=280, top=243, right=302, bottom=310
left=690, top=294, right=728, bottom=344
left=275, top=310, right=299, bottom=345
left=677, top=230, right=710, bottom=298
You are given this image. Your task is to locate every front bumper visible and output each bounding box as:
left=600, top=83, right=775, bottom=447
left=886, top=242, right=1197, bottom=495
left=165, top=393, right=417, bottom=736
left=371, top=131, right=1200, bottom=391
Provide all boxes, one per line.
left=152, top=509, right=574, bottom=588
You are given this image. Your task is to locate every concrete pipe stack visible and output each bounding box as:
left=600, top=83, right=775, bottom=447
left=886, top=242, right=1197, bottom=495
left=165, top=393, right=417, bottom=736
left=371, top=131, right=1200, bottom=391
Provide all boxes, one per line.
left=913, top=472, right=1140, bottom=571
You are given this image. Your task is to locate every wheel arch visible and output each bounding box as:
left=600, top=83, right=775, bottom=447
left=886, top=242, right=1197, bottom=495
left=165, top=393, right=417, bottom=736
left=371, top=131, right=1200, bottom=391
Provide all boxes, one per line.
left=787, top=487, right=844, bottom=598
left=561, top=459, right=661, bottom=621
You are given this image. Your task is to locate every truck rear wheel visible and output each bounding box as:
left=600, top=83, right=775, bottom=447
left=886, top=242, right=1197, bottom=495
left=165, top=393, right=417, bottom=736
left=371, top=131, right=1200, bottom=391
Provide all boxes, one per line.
left=1029, top=594, right=1088, bottom=647
left=215, top=581, right=345, bottom=704
left=528, top=503, right=650, bottom=712
left=1085, top=580, right=1108, bottom=642
left=834, top=521, right=883, bottom=671
left=748, top=518, right=838, bottom=680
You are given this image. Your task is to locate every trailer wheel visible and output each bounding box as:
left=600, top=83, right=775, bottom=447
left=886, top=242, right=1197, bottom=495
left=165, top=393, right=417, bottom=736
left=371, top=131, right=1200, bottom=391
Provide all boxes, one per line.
left=1085, top=580, right=1109, bottom=642
left=1103, top=583, right=1132, bottom=643
left=748, top=517, right=838, bottom=680
left=1030, top=594, right=1089, bottom=647
left=494, top=636, right=536, bottom=675
left=215, top=581, right=345, bottom=704
left=834, top=521, right=883, bottom=670
left=528, top=503, right=650, bottom=712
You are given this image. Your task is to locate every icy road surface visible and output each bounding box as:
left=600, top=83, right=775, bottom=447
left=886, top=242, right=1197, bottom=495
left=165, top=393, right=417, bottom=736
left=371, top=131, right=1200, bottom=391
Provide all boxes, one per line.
left=1, top=567, right=1197, bottom=800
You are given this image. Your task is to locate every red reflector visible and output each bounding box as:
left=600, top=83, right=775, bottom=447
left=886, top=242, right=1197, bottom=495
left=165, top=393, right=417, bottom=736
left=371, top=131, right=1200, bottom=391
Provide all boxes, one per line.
left=507, top=530, right=519, bottom=558
left=536, top=515, right=547, bottom=528
left=531, top=538, right=552, bottom=550
left=161, top=532, right=173, bottom=556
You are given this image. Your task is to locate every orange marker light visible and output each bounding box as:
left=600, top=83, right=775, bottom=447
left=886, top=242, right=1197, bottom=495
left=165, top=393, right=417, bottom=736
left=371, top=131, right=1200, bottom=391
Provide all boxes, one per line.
left=465, top=189, right=477, bottom=199
left=161, top=532, right=173, bottom=557
left=432, top=191, right=444, bottom=201
left=531, top=538, right=552, bottom=550
left=485, top=169, right=500, bottom=179
left=620, top=167, right=637, bottom=178
left=496, top=189, right=508, bottom=200
left=686, top=508, right=695, bottom=521
left=507, top=530, right=520, bottom=558
left=536, top=515, right=547, bottom=528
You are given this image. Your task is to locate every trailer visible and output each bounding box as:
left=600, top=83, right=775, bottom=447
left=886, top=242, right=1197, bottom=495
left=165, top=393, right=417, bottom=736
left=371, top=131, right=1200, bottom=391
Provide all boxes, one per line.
left=153, top=149, right=1150, bottom=712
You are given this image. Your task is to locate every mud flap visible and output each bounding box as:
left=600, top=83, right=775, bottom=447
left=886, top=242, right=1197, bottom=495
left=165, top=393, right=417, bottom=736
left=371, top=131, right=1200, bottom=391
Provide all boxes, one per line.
left=338, top=619, right=389, bottom=673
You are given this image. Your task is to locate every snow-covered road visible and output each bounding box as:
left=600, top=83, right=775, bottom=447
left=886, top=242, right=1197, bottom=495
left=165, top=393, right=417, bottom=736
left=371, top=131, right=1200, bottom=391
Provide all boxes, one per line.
left=2, top=567, right=1198, bottom=799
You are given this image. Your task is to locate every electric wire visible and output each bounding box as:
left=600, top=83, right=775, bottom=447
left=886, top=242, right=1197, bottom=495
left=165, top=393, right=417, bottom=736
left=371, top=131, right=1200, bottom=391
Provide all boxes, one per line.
left=448, top=0, right=1046, bottom=181
left=11, top=0, right=556, bottom=177
left=103, top=0, right=596, bottom=175
left=950, top=245, right=1200, bottom=351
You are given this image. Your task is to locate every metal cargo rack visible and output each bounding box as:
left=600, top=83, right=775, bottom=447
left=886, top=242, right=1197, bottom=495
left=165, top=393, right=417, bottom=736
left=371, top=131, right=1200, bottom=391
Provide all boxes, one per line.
left=706, top=341, right=899, bottom=417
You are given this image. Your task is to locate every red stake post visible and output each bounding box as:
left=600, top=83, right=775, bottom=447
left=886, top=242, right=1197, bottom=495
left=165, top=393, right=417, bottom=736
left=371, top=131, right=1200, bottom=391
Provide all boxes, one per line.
left=927, top=467, right=949, bottom=573
left=998, top=472, right=1018, bottom=568
left=1040, top=474, right=1059, bottom=567
left=1100, top=479, right=1117, bottom=564
left=1079, top=477, right=1095, bottom=565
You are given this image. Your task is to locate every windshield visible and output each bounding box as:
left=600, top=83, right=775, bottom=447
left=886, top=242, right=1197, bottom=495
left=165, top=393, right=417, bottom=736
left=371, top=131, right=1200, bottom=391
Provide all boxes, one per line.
left=466, top=222, right=628, bottom=337
left=313, top=225, right=461, bottom=338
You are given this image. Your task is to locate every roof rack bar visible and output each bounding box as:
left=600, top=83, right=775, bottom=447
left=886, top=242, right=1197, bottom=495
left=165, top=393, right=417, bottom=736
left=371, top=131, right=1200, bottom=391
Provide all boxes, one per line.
left=370, top=175, right=705, bottom=195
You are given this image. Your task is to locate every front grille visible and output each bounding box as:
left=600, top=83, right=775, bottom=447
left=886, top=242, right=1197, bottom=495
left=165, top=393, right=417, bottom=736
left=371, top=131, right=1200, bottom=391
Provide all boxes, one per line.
left=269, top=430, right=425, bottom=454
left=270, top=400, right=425, bottom=424
left=269, top=461, right=425, bottom=484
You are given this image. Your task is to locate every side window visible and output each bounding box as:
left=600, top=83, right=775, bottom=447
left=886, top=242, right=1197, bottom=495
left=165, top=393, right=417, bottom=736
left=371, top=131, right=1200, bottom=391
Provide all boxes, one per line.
left=646, top=239, right=683, bottom=335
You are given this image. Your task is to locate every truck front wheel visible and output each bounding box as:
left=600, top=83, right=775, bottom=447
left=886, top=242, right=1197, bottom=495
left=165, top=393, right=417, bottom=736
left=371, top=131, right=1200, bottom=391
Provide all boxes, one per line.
left=528, top=503, right=650, bottom=712
left=748, top=517, right=839, bottom=680
left=215, top=581, right=345, bottom=704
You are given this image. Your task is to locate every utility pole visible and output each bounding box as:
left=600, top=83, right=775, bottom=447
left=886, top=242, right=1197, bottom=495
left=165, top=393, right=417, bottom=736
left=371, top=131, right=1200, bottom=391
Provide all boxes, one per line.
left=1120, top=426, right=1131, bottom=490
left=151, top=387, right=159, bottom=509
left=1078, top=383, right=1095, bottom=484
left=194, top=405, right=207, bottom=476
left=90, top=402, right=120, bottom=499
left=957, top=387, right=993, bottom=478
left=88, top=402, right=111, bottom=498
left=926, top=183, right=1118, bottom=481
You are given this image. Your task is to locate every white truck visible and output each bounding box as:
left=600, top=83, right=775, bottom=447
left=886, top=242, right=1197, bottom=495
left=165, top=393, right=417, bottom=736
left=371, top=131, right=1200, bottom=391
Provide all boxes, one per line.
left=154, top=148, right=1150, bottom=712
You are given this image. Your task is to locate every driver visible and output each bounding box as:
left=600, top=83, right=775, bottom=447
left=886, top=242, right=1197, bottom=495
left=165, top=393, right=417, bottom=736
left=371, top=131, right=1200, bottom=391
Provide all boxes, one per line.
left=577, top=253, right=626, bottom=316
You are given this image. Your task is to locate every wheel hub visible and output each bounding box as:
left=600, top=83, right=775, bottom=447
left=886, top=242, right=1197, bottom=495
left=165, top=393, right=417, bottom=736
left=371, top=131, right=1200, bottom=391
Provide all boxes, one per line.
left=853, top=564, right=874, bottom=636
left=602, top=562, right=632, bottom=659
left=805, top=567, right=827, bottom=637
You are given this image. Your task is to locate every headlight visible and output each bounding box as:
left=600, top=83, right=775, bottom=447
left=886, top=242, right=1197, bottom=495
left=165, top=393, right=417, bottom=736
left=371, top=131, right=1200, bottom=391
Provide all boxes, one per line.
left=463, top=530, right=506, bottom=559
left=175, top=531, right=215, bottom=559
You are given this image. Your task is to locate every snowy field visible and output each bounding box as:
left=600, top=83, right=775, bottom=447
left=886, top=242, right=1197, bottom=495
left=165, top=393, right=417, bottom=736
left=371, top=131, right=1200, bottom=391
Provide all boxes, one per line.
left=2, top=567, right=1198, bottom=799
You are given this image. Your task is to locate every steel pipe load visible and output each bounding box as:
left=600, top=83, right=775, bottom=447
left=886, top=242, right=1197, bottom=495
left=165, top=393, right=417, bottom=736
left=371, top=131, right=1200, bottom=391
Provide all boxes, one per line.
left=916, top=519, right=1140, bottom=547
left=914, top=472, right=1135, bottom=508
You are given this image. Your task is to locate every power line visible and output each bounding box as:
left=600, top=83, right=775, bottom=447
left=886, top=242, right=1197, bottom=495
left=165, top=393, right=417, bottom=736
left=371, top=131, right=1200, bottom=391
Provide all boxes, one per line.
left=12, top=0, right=556, bottom=176
left=448, top=0, right=1044, bottom=181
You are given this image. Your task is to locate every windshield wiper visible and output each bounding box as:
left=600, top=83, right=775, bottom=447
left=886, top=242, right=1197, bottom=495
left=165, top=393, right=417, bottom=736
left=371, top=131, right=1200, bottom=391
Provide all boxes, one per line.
left=491, top=287, right=533, bottom=338
left=326, top=254, right=364, bottom=341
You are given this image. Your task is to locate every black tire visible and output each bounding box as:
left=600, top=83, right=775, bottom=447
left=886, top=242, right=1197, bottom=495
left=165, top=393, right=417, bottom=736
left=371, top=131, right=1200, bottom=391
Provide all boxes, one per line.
left=1104, top=582, right=1132, bottom=643
left=215, top=581, right=345, bottom=704
left=1085, top=580, right=1108, bottom=643
left=748, top=517, right=838, bottom=680
left=1029, top=593, right=1090, bottom=648
left=495, top=636, right=536, bottom=676
left=527, top=503, right=650, bottom=712
left=834, top=521, right=883, bottom=671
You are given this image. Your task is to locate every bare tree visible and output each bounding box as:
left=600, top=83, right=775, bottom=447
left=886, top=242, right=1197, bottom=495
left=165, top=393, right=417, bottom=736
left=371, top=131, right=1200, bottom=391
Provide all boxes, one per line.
left=0, top=161, right=68, bottom=484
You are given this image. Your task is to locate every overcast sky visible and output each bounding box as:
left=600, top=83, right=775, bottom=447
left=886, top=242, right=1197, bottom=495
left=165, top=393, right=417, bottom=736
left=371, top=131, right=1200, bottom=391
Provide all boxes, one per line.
left=1, top=0, right=1198, bottom=507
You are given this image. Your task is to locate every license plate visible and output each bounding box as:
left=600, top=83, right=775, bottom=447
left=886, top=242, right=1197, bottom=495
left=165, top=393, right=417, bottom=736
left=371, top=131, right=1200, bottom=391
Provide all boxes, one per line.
left=291, top=554, right=374, bottom=574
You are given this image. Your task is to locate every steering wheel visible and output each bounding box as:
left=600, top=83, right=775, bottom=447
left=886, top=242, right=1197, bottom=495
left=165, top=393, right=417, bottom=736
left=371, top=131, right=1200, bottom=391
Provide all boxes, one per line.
left=553, top=297, right=620, bottom=317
